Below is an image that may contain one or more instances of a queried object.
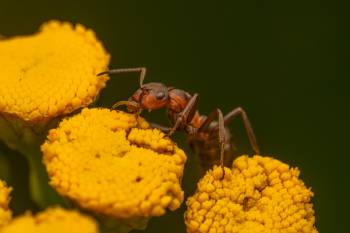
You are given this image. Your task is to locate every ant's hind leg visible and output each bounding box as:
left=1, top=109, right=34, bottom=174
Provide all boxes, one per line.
left=223, top=107, right=260, bottom=155
left=218, top=109, right=226, bottom=173
left=198, top=109, right=226, bottom=173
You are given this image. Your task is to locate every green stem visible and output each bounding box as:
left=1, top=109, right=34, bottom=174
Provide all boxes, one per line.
left=0, top=113, right=64, bottom=208
left=23, top=146, right=64, bottom=207
left=0, top=151, right=11, bottom=182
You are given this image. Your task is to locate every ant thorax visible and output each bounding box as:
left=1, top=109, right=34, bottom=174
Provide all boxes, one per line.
left=167, top=89, right=192, bottom=113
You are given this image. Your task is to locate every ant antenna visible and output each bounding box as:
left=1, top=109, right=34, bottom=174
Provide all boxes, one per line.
left=97, top=67, right=147, bottom=87
left=111, top=100, right=139, bottom=110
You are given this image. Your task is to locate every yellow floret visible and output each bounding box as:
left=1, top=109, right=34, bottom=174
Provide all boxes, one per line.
left=0, top=20, right=110, bottom=122
left=0, top=207, right=98, bottom=233
left=41, top=108, right=187, bottom=220
left=0, top=180, right=12, bottom=227
left=185, top=155, right=318, bottom=233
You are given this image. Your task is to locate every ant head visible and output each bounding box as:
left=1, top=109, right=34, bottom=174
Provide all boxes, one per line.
left=131, top=82, right=169, bottom=110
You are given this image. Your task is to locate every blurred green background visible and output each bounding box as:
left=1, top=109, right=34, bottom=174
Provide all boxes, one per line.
left=0, top=0, right=348, bottom=232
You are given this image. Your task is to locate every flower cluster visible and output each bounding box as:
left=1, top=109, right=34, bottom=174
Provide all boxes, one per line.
left=0, top=207, right=98, bottom=233
left=41, top=108, right=187, bottom=219
left=0, top=181, right=11, bottom=227
left=0, top=20, right=111, bottom=208
left=185, top=155, right=318, bottom=233
left=0, top=20, right=319, bottom=233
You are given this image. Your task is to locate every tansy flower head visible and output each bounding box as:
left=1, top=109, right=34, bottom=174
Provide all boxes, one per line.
left=0, top=180, right=12, bottom=227
left=0, top=207, right=98, bottom=233
left=0, top=20, right=110, bottom=122
left=185, top=155, right=318, bottom=233
left=41, top=108, right=187, bottom=222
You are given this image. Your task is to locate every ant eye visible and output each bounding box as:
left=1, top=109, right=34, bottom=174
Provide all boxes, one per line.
left=156, top=91, right=165, bottom=100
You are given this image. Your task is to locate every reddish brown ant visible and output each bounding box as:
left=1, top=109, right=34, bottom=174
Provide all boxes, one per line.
left=98, top=67, right=260, bottom=171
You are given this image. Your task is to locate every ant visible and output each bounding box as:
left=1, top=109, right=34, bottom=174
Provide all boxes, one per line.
left=98, top=67, right=260, bottom=172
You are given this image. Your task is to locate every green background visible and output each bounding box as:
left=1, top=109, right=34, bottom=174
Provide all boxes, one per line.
left=0, top=0, right=348, bottom=232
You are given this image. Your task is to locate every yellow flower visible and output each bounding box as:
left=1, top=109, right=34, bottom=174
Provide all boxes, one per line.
left=0, top=20, right=110, bottom=206
left=0, top=207, right=98, bottom=233
left=41, top=108, right=186, bottom=226
left=0, top=20, right=109, bottom=122
left=185, top=155, right=318, bottom=233
left=0, top=180, right=12, bottom=227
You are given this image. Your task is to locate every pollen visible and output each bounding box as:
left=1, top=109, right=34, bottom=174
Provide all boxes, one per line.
left=185, top=155, right=318, bottom=233
left=0, top=20, right=110, bottom=122
left=41, top=108, right=187, bottom=219
left=0, top=207, right=98, bottom=233
left=0, top=180, right=12, bottom=227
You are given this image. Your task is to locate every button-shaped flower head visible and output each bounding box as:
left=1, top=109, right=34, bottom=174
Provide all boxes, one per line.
left=0, top=20, right=109, bottom=122
left=0, top=180, right=11, bottom=227
left=0, top=20, right=110, bottom=154
left=185, top=155, right=318, bottom=233
left=0, top=207, right=98, bottom=233
left=41, top=108, right=186, bottom=224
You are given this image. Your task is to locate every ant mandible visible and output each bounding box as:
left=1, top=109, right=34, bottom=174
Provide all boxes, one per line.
left=98, top=67, right=260, bottom=171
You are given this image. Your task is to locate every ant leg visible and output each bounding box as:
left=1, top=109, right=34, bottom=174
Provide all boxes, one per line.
left=97, top=67, right=147, bottom=87
left=150, top=123, right=171, bottom=133
left=198, top=109, right=226, bottom=173
left=167, top=93, right=199, bottom=137
left=198, top=109, right=220, bottom=132
left=223, top=107, right=260, bottom=155
left=218, top=109, right=226, bottom=174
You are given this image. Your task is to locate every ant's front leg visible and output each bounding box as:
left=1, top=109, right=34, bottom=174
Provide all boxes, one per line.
left=150, top=123, right=172, bottom=134
left=150, top=123, right=198, bottom=137
left=167, top=93, right=199, bottom=136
